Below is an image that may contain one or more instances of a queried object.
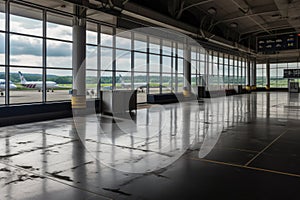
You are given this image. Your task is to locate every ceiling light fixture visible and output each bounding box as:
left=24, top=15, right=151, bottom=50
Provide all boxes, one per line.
left=230, top=22, right=238, bottom=28
left=207, top=7, right=217, bottom=15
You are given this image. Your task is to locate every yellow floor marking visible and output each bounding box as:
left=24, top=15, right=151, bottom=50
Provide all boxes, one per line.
left=190, top=157, right=300, bottom=178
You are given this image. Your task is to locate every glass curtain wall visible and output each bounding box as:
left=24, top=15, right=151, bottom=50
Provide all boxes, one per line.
left=256, top=64, right=266, bottom=87
left=269, top=62, right=300, bottom=88
left=0, top=0, right=250, bottom=106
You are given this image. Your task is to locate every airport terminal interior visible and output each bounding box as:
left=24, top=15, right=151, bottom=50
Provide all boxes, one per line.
left=1, top=0, right=300, bottom=199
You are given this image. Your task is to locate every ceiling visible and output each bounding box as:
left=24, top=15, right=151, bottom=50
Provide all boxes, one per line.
left=21, top=0, right=300, bottom=61
left=126, top=0, right=300, bottom=50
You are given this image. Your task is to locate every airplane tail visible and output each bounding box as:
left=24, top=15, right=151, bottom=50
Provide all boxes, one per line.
left=119, top=74, right=125, bottom=87
left=18, top=71, right=27, bottom=84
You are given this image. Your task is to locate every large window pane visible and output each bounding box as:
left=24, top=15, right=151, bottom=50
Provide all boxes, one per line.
left=0, top=33, right=4, bottom=65
left=47, top=14, right=72, bottom=41
left=10, top=34, right=42, bottom=67
left=162, top=74, right=172, bottom=93
left=163, top=56, right=172, bottom=74
left=47, top=40, right=72, bottom=68
left=270, top=64, right=277, bottom=88
left=86, top=70, right=98, bottom=99
left=0, top=2, right=5, bottom=31
left=10, top=4, right=42, bottom=37
left=134, top=72, right=147, bottom=103
left=115, top=71, right=131, bottom=90
left=46, top=69, right=72, bottom=101
left=10, top=67, right=42, bottom=104
left=101, top=47, right=113, bottom=71
left=178, top=58, right=183, bottom=74
left=116, top=50, right=131, bottom=71
left=134, top=33, right=147, bottom=52
left=116, top=29, right=131, bottom=50
left=150, top=54, right=160, bottom=73
left=134, top=52, right=147, bottom=72
left=162, top=40, right=172, bottom=56
left=0, top=67, right=5, bottom=104
left=101, top=25, right=113, bottom=47
left=86, top=45, right=97, bottom=70
left=149, top=37, right=160, bottom=54
left=149, top=73, right=160, bottom=94
left=100, top=70, right=112, bottom=90
left=177, top=73, right=184, bottom=92
left=87, top=22, right=97, bottom=45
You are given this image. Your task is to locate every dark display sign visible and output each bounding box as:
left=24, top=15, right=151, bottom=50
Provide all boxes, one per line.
left=257, top=33, right=298, bottom=53
left=284, top=69, right=300, bottom=78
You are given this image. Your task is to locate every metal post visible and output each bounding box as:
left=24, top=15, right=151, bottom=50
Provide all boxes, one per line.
left=97, top=24, right=101, bottom=98
left=247, top=57, right=251, bottom=91
left=159, top=39, right=163, bottom=94
left=146, top=35, right=150, bottom=94
left=42, top=9, right=47, bottom=102
left=131, top=31, right=134, bottom=91
left=5, top=1, right=10, bottom=105
left=171, top=42, right=174, bottom=92
left=112, top=27, right=116, bottom=90
left=175, top=42, right=178, bottom=92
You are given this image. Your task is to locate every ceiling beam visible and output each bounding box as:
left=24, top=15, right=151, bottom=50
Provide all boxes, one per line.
left=240, top=21, right=292, bottom=35
left=221, top=5, right=279, bottom=22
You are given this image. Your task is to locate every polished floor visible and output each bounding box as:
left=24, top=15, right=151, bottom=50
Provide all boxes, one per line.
left=1, top=92, right=300, bottom=199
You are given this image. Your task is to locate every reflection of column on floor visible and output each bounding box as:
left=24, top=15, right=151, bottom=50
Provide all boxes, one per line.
left=182, top=104, right=191, bottom=149
left=158, top=109, right=162, bottom=150
left=42, top=129, right=48, bottom=195
left=5, top=136, right=12, bottom=198
left=72, top=119, right=87, bottom=200
left=266, top=92, right=270, bottom=118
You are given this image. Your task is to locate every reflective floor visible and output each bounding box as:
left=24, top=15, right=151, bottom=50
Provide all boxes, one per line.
left=1, top=92, right=300, bottom=199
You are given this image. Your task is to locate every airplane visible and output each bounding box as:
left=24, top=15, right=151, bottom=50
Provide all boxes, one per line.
left=0, top=79, right=17, bottom=96
left=18, top=71, right=60, bottom=92
left=119, top=74, right=147, bottom=92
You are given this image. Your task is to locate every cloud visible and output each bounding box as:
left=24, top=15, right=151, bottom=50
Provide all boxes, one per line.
left=10, top=54, right=42, bottom=66
left=9, top=34, right=72, bottom=57
left=10, top=35, right=42, bottom=56
left=47, top=40, right=72, bottom=57
left=11, top=15, right=43, bottom=32
left=47, top=22, right=72, bottom=41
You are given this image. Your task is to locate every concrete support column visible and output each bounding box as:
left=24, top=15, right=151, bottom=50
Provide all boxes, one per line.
left=266, top=60, right=270, bottom=90
left=253, top=59, right=257, bottom=88
left=183, top=39, right=191, bottom=96
left=72, top=5, right=86, bottom=109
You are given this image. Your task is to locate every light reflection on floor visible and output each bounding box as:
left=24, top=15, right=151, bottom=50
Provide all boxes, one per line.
left=1, top=92, right=300, bottom=199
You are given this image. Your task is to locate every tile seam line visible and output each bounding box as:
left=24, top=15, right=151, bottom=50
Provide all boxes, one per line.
left=244, top=129, right=289, bottom=166
left=0, top=160, right=113, bottom=200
